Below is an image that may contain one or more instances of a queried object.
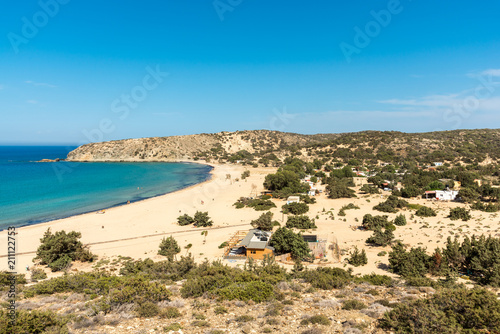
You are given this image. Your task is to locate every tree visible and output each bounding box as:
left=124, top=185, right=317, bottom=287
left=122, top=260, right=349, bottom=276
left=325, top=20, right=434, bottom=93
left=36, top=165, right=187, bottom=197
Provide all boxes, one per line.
left=366, top=228, right=394, bottom=247
left=286, top=215, right=316, bottom=229
left=360, top=184, right=380, bottom=194
left=35, top=228, right=95, bottom=272
left=388, top=241, right=430, bottom=277
left=401, top=185, right=421, bottom=198
left=269, top=227, right=311, bottom=260
left=326, top=182, right=356, bottom=199
left=194, top=211, right=213, bottom=227
left=177, top=214, right=195, bottom=226
left=362, top=214, right=391, bottom=231
left=458, top=187, right=480, bottom=203
left=158, top=236, right=181, bottom=260
left=393, top=214, right=407, bottom=226
left=251, top=211, right=275, bottom=231
left=282, top=202, right=309, bottom=215
left=347, top=246, right=368, bottom=267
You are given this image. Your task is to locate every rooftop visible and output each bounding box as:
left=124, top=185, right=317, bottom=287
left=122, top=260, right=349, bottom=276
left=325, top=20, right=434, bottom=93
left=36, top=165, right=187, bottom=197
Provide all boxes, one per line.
left=238, top=229, right=272, bottom=250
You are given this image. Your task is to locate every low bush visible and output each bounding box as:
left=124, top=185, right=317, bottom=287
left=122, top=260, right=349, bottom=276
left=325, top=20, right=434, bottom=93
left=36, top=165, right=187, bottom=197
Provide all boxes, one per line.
left=301, top=314, right=331, bottom=326
left=415, top=206, right=437, bottom=217
left=286, top=215, right=316, bottom=229
left=379, top=288, right=500, bottom=333
left=355, top=273, right=393, bottom=286
left=160, top=306, right=181, bottom=319
left=448, top=207, right=472, bottom=221
left=30, top=268, right=47, bottom=282
left=282, top=202, right=309, bottom=215
left=216, top=281, right=274, bottom=303
left=298, top=267, right=352, bottom=290
left=393, top=214, right=407, bottom=226
left=136, top=301, right=160, bottom=317
left=0, top=309, right=69, bottom=333
left=342, top=299, right=367, bottom=310
left=177, top=214, right=195, bottom=226
left=35, top=228, right=95, bottom=272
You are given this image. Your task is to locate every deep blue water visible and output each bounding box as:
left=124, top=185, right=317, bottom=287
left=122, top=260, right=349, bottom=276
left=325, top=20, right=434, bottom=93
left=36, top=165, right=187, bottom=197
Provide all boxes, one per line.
left=0, top=146, right=212, bottom=229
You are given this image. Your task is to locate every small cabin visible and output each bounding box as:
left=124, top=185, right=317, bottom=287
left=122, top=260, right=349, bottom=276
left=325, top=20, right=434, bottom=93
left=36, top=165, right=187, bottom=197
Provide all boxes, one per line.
left=237, top=229, right=274, bottom=260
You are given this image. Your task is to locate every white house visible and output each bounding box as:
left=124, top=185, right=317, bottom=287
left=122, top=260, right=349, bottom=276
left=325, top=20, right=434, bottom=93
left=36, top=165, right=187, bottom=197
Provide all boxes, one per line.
left=426, top=190, right=458, bottom=201
left=433, top=162, right=444, bottom=167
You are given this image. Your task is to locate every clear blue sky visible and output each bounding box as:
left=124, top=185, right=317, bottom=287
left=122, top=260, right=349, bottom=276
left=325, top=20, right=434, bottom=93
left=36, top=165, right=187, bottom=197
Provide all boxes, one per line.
left=1, top=0, right=499, bottom=144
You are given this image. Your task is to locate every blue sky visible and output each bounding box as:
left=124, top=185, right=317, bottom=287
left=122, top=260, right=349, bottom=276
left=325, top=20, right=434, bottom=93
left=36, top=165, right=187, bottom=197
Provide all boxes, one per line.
left=1, top=0, right=499, bottom=144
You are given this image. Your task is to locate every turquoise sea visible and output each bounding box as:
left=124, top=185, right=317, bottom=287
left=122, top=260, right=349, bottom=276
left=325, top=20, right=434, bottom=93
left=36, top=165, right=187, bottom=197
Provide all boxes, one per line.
left=0, top=146, right=212, bottom=230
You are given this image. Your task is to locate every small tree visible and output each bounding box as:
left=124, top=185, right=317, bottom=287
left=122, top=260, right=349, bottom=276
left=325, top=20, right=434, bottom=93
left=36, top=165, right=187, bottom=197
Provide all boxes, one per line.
left=251, top=211, right=275, bottom=231
left=177, top=214, right=195, bottom=226
left=158, top=236, right=181, bottom=261
left=194, top=211, right=213, bottom=227
left=366, top=228, right=394, bottom=247
left=270, top=227, right=311, bottom=260
left=35, top=228, right=95, bottom=272
left=393, top=214, right=407, bottom=226
left=347, top=246, right=368, bottom=267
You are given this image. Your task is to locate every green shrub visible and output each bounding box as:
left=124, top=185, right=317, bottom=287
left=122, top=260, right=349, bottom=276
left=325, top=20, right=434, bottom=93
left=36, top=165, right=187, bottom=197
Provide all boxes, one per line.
left=393, top=213, right=407, bottom=226
left=160, top=306, right=181, bottom=319
left=342, top=299, right=367, bottom=310
left=234, top=201, right=245, bottom=209
left=136, top=301, right=160, bottom=317
left=177, top=214, right=195, bottom=225
left=0, top=271, right=27, bottom=286
left=448, top=207, right=472, bottom=221
left=216, top=281, right=274, bottom=303
left=30, top=268, right=47, bottom=282
left=270, top=227, right=311, bottom=259
left=415, top=206, right=437, bottom=217
left=251, top=211, right=276, bottom=231
left=286, top=215, right=316, bottom=229
left=248, top=199, right=277, bottom=211
left=164, top=323, right=182, bottom=331
left=235, top=315, right=254, bottom=322
left=35, top=228, right=95, bottom=272
left=214, top=306, right=228, bottom=315
left=362, top=214, right=391, bottom=230
left=373, top=195, right=408, bottom=213
left=282, top=202, right=309, bottom=215
left=355, top=273, right=393, bottom=286
left=158, top=236, right=181, bottom=260
left=192, top=320, right=210, bottom=327
left=218, top=242, right=228, bottom=249
left=300, top=195, right=317, bottom=204
left=298, top=267, right=352, bottom=290
left=347, top=246, right=368, bottom=267
left=379, top=288, right=500, bottom=333
left=366, top=228, right=394, bottom=247
left=0, top=309, right=68, bottom=334
left=194, top=211, right=213, bottom=227
left=388, top=242, right=430, bottom=278
left=302, top=314, right=331, bottom=326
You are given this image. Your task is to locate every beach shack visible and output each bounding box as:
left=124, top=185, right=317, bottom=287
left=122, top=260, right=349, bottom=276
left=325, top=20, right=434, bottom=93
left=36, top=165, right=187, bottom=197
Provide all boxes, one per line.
left=286, top=196, right=300, bottom=205
left=425, top=190, right=459, bottom=201
left=237, top=229, right=274, bottom=260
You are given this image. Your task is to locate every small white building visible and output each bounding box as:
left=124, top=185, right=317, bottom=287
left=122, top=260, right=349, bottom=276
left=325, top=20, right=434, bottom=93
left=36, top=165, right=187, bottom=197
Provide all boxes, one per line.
left=308, top=188, right=317, bottom=196
left=433, top=162, right=444, bottom=167
left=426, top=190, right=459, bottom=201
left=286, top=196, right=300, bottom=205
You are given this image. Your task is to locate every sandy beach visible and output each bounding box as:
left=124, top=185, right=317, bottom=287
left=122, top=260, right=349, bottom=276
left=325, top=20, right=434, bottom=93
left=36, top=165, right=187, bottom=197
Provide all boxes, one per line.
left=0, top=163, right=276, bottom=274
left=2, top=162, right=499, bottom=280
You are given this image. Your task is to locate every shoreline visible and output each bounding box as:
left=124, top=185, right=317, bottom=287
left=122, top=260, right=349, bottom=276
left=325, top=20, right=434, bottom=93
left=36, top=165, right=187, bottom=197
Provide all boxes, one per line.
left=1, top=160, right=215, bottom=230
left=0, top=161, right=270, bottom=273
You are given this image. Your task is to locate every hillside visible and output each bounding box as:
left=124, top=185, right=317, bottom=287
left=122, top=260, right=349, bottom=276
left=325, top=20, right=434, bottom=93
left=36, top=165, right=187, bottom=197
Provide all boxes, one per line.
left=66, top=129, right=500, bottom=165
